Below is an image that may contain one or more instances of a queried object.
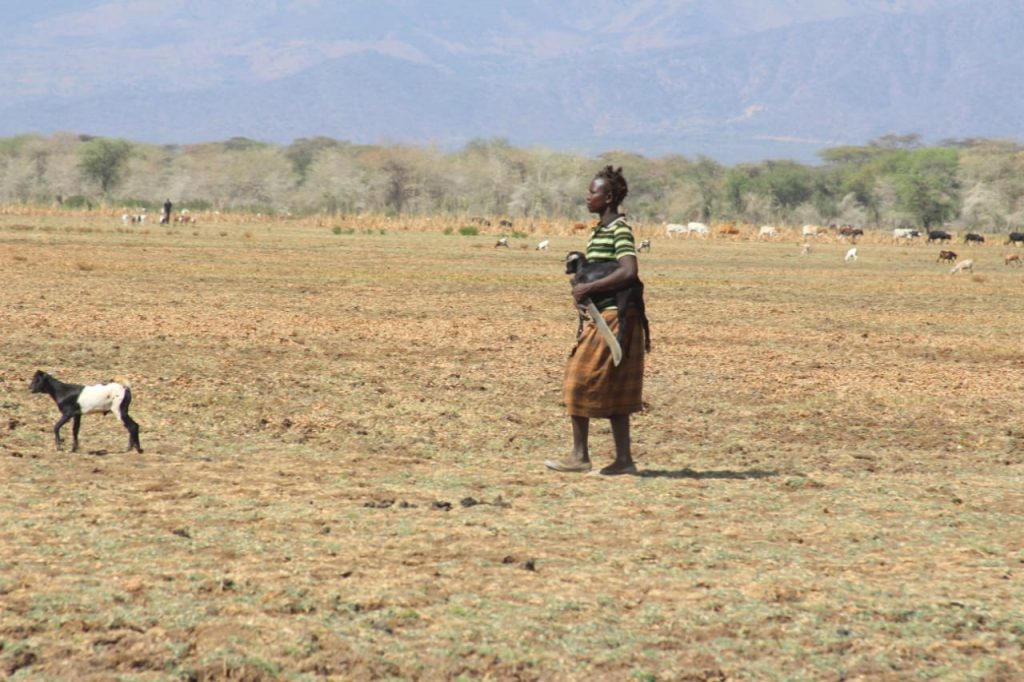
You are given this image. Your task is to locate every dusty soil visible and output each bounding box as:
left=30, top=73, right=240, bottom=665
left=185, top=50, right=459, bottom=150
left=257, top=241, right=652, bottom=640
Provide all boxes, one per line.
left=1, top=214, right=1023, bottom=680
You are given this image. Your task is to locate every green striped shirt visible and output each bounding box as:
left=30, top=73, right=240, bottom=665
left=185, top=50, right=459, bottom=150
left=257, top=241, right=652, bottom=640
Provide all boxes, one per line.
left=585, top=216, right=637, bottom=311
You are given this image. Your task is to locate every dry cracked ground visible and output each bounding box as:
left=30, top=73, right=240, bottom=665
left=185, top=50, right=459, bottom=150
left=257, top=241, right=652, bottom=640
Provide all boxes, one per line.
left=1, top=213, right=1023, bottom=680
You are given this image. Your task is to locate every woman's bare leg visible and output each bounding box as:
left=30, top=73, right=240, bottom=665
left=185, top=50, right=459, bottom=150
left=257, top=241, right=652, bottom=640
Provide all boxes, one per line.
left=544, top=416, right=592, bottom=472
left=598, top=415, right=637, bottom=475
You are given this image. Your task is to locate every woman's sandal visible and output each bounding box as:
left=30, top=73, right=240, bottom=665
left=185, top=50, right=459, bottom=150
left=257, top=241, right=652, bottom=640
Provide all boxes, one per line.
left=543, top=458, right=593, bottom=473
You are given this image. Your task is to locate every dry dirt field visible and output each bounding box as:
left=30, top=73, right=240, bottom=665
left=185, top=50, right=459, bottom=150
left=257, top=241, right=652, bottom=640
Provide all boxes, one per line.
left=2, top=213, right=1023, bottom=681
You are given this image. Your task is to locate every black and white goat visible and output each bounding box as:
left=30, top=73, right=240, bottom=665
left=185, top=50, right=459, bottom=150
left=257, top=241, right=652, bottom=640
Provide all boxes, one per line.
left=29, top=370, right=142, bottom=453
left=564, top=252, right=651, bottom=357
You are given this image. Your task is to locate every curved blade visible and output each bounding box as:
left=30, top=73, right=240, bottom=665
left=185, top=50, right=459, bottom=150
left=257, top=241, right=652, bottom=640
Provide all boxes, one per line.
left=585, top=301, right=623, bottom=366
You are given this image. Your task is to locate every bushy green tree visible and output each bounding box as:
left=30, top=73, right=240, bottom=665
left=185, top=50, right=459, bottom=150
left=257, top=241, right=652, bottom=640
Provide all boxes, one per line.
left=893, top=148, right=960, bottom=228
left=78, top=138, right=134, bottom=194
left=753, top=160, right=813, bottom=217
left=285, top=136, right=343, bottom=184
left=723, top=166, right=754, bottom=215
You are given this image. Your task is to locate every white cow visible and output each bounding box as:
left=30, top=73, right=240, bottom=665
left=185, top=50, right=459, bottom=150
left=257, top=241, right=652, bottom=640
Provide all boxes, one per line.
left=536, top=239, right=549, bottom=250
left=687, top=222, right=709, bottom=237
left=844, top=247, right=858, bottom=262
left=893, top=228, right=921, bottom=242
left=758, top=225, right=777, bottom=239
left=665, top=223, right=687, bottom=238
left=801, top=224, right=819, bottom=239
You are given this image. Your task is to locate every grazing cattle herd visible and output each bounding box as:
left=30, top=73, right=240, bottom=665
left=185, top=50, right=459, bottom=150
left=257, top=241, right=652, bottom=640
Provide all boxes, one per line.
left=110, top=207, right=1023, bottom=280
left=114, top=211, right=1024, bottom=276
left=537, top=221, right=1024, bottom=274
left=467, top=219, right=1024, bottom=281
left=497, top=221, right=1024, bottom=275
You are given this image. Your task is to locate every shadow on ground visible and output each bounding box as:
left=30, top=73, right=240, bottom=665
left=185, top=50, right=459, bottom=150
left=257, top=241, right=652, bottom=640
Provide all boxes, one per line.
left=638, top=467, right=778, bottom=480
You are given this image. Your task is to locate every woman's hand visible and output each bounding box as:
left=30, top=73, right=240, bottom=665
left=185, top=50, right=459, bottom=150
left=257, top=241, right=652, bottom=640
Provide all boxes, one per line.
left=571, top=281, right=593, bottom=303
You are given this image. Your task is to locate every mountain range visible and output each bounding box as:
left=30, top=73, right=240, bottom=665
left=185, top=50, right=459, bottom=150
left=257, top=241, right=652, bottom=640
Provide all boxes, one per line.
left=1, top=0, right=1022, bottom=163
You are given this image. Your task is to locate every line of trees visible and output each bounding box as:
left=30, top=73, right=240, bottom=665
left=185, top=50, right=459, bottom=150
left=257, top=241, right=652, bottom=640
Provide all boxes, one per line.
left=2, top=132, right=1023, bottom=230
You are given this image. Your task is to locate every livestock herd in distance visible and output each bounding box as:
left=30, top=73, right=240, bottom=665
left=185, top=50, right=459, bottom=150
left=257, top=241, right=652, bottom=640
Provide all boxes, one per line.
left=640, top=221, right=1024, bottom=272
left=658, top=220, right=1024, bottom=247
left=104, top=207, right=1024, bottom=270
left=495, top=220, right=1024, bottom=273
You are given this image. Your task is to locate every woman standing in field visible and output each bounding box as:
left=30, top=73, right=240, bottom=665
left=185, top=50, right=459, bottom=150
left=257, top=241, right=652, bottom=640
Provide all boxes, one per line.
left=545, top=165, right=644, bottom=476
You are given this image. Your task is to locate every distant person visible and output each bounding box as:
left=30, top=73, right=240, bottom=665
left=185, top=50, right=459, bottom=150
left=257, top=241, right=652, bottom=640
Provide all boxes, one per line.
left=544, top=165, right=645, bottom=476
left=162, top=198, right=173, bottom=225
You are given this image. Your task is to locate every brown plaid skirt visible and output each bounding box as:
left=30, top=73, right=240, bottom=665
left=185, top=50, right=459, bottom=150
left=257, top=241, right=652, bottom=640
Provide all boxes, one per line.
left=563, top=306, right=645, bottom=418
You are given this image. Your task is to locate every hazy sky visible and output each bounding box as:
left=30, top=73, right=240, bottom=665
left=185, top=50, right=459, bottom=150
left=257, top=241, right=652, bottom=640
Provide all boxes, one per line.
left=1, top=0, right=1002, bottom=163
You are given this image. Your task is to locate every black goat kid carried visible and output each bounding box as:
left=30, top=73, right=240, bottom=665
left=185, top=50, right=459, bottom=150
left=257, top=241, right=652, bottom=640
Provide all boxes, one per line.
left=564, top=251, right=651, bottom=358
left=29, top=370, right=143, bottom=453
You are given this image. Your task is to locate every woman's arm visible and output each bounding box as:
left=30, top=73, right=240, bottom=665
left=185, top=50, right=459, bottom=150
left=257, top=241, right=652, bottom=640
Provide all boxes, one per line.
left=572, top=255, right=638, bottom=303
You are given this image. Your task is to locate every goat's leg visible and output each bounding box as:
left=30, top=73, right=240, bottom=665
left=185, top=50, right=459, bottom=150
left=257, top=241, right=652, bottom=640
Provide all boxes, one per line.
left=123, top=414, right=143, bottom=453
left=617, top=308, right=631, bottom=358
left=53, top=412, right=74, bottom=451
left=575, top=304, right=588, bottom=341
left=635, top=299, right=651, bottom=352
left=71, top=414, right=82, bottom=452
left=117, top=389, right=143, bottom=453
left=615, top=291, right=632, bottom=358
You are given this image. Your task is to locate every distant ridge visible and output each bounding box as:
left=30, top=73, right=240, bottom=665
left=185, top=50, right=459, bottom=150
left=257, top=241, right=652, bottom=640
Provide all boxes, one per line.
left=0, top=0, right=1021, bottom=163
